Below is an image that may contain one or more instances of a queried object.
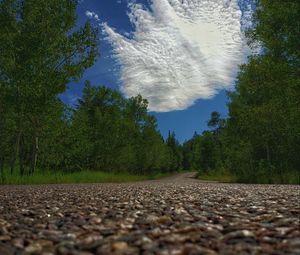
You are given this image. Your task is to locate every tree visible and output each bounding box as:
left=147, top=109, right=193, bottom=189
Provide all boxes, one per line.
left=0, top=0, right=99, bottom=174
left=224, top=0, right=300, bottom=181
left=201, top=0, right=300, bottom=183
left=66, top=81, right=172, bottom=175
left=166, top=131, right=183, bottom=171
left=207, top=111, right=225, bottom=133
left=183, top=0, right=300, bottom=182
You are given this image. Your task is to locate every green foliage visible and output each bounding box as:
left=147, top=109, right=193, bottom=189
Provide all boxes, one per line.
left=183, top=1, right=300, bottom=184
left=183, top=113, right=224, bottom=173
left=59, top=82, right=175, bottom=174
left=0, top=0, right=179, bottom=180
left=166, top=131, right=183, bottom=171
left=0, top=0, right=99, bottom=175
left=0, top=80, right=180, bottom=178
left=2, top=1, right=298, bottom=184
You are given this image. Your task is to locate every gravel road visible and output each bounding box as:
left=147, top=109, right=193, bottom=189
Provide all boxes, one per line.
left=0, top=172, right=299, bottom=255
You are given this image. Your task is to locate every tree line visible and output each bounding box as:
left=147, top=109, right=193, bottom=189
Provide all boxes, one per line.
left=1, top=0, right=299, bottom=183
left=0, top=0, right=183, bottom=177
left=183, top=0, right=300, bottom=183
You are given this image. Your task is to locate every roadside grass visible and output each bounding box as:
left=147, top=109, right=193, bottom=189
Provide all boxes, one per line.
left=197, top=171, right=237, bottom=183
left=244, top=171, right=300, bottom=184
left=197, top=169, right=300, bottom=184
left=0, top=169, right=175, bottom=185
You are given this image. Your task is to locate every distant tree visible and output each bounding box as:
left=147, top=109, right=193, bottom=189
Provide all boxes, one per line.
left=207, top=112, right=225, bottom=133
left=166, top=131, right=183, bottom=171
left=63, top=81, right=172, bottom=174
left=183, top=130, right=220, bottom=174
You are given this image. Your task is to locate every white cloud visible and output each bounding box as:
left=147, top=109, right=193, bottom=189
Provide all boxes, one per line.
left=103, top=0, right=253, bottom=112
left=85, top=10, right=99, bottom=21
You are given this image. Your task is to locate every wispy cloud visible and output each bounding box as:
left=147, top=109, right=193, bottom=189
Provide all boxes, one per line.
left=85, top=10, right=100, bottom=21
left=103, top=0, right=253, bottom=112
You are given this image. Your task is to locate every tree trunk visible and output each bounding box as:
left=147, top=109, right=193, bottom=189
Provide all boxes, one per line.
left=30, top=134, right=39, bottom=174
left=0, top=156, right=4, bottom=182
left=266, top=143, right=271, bottom=162
left=10, top=131, right=21, bottom=175
left=19, top=134, right=25, bottom=176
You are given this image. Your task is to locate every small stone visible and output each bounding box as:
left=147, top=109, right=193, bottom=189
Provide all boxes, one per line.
left=100, top=228, right=116, bottom=236
left=89, top=217, right=102, bottom=224
left=222, top=230, right=256, bottom=245
left=224, top=230, right=255, bottom=239
left=12, top=238, right=24, bottom=249
left=56, top=241, right=75, bottom=250
left=157, top=216, right=172, bottom=225
left=0, top=235, right=11, bottom=241
left=36, top=239, right=53, bottom=248
left=275, top=227, right=292, bottom=235
left=163, top=233, right=190, bottom=243
left=0, top=219, right=11, bottom=228
left=34, top=223, right=47, bottom=229
left=25, top=243, right=42, bottom=253
left=56, top=246, right=69, bottom=255
left=40, top=230, right=63, bottom=237
left=141, top=236, right=152, bottom=244
left=146, top=215, right=159, bottom=224
left=78, top=234, right=103, bottom=247
left=52, top=207, right=60, bottom=212
left=183, top=244, right=217, bottom=255
left=57, top=212, right=64, bottom=218
left=112, top=242, right=128, bottom=252
left=120, top=223, right=133, bottom=230
left=0, top=226, right=9, bottom=235
left=175, top=226, right=195, bottom=234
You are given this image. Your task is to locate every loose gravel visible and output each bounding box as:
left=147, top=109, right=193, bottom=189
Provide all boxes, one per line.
left=0, top=172, right=299, bottom=255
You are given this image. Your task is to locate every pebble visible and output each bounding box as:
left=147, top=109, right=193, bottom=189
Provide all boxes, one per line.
left=0, top=172, right=299, bottom=254
left=111, top=241, right=128, bottom=252
left=0, top=235, right=11, bottom=241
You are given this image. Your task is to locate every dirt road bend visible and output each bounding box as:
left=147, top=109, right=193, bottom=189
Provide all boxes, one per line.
left=0, top=172, right=299, bottom=255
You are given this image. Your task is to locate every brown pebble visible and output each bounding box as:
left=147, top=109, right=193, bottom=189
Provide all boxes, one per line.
left=0, top=235, right=11, bottom=241
left=157, top=215, right=172, bottom=225
left=112, top=242, right=129, bottom=252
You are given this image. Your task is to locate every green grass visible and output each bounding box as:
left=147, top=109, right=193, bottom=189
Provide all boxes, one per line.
left=197, top=169, right=300, bottom=184
left=0, top=169, right=174, bottom=185
left=269, top=171, right=300, bottom=184
left=197, top=171, right=237, bottom=183
left=238, top=171, right=300, bottom=184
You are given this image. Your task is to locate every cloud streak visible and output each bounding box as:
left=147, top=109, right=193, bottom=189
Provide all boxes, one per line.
left=103, top=0, right=253, bottom=112
left=85, top=10, right=99, bottom=21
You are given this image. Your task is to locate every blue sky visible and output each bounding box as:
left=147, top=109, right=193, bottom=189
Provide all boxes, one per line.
left=61, top=0, right=254, bottom=143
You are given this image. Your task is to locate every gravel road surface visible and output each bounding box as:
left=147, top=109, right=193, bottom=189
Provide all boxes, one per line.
left=0, top=172, right=299, bottom=255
